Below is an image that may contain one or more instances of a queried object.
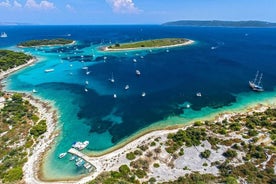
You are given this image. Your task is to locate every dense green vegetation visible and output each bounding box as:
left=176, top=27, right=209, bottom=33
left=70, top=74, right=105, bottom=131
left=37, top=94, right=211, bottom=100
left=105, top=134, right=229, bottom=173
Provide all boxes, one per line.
left=107, top=38, right=190, bottom=50
left=0, top=93, right=46, bottom=183
left=165, top=127, right=207, bottom=154
left=90, top=107, right=276, bottom=184
left=18, top=38, right=74, bottom=47
left=0, top=50, right=33, bottom=71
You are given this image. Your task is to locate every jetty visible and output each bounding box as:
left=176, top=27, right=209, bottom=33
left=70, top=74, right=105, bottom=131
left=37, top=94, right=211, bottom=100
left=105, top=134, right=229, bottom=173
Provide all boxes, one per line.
left=68, top=148, right=100, bottom=171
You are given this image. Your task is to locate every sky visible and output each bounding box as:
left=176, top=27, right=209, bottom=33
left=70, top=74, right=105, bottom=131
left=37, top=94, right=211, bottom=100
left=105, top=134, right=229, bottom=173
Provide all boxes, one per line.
left=0, top=0, right=276, bottom=25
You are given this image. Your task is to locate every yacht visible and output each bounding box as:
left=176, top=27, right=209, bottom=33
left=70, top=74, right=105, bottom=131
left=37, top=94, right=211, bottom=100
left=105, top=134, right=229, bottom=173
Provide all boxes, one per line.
left=136, top=70, right=141, bottom=76
left=249, top=71, right=264, bottom=92
left=0, top=32, right=7, bottom=38
left=72, top=141, right=89, bottom=150
left=84, top=162, right=92, bottom=169
left=125, top=85, right=129, bottom=90
left=141, top=92, right=146, bottom=97
left=59, top=152, right=67, bottom=158
left=44, top=69, right=54, bottom=73
left=133, top=59, right=137, bottom=63
left=84, top=88, right=88, bottom=92
left=196, top=92, right=202, bottom=97
left=113, top=93, right=117, bottom=98
left=32, top=89, right=38, bottom=93
left=85, top=80, right=89, bottom=85
left=76, top=159, right=84, bottom=167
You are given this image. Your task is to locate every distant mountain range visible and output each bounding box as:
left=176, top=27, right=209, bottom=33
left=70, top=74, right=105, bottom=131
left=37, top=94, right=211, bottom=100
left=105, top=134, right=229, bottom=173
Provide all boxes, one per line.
left=162, top=20, right=276, bottom=27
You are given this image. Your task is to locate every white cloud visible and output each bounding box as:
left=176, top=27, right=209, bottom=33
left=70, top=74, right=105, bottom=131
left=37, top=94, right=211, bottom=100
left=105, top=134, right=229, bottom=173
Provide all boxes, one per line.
left=13, top=0, right=22, bottom=8
left=65, top=4, right=75, bottom=12
left=106, top=0, right=140, bottom=14
left=0, top=0, right=11, bottom=7
left=25, top=0, right=55, bottom=9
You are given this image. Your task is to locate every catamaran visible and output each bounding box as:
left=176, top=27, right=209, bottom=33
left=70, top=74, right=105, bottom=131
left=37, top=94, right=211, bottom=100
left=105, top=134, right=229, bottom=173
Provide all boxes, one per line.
left=249, top=71, right=264, bottom=92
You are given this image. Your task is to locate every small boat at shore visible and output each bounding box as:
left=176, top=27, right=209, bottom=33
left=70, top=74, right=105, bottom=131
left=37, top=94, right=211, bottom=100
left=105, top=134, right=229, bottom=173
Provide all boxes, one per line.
left=69, top=156, right=76, bottom=161
left=59, top=152, right=67, bottom=158
left=249, top=71, right=264, bottom=92
left=32, top=89, right=38, bottom=93
left=45, top=69, right=54, bottom=73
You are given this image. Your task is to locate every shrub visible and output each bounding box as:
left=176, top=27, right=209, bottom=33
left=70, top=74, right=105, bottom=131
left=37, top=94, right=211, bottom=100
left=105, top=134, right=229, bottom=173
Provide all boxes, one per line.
left=30, top=120, right=47, bottom=137
left=200, top=149, right=211, bottom=159
left=119, top=165, right=130, bottom=175
left=153, top=163, right=160, bottom=168
left=223, top=149, right=237, bottom=158
left=126, top=152, right=136, bottom=160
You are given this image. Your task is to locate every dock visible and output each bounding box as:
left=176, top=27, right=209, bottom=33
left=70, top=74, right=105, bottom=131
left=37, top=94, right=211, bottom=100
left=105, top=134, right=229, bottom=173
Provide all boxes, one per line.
left=68, top=148, right=90, bottom=163
left=68, top=148, right=98, bottom=171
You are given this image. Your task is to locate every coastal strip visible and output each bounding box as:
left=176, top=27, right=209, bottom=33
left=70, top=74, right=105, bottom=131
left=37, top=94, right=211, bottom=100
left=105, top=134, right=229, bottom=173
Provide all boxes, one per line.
left=22, top=94, right=59, bottom=184
left=37, top=102, right=274, bottom=183
left=0, top=58, right=36, bottom=82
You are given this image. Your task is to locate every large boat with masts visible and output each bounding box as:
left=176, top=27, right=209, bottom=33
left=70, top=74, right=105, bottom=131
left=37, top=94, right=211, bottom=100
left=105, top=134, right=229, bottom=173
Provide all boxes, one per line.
left=249, top=71, right=264, bottom=92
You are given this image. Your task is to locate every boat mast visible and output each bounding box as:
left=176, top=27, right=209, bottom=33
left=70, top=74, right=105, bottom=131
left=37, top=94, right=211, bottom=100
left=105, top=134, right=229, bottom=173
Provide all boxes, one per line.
left=258, top=73, right=263, bottom=86
left=254, top=71, right=259, bottom=83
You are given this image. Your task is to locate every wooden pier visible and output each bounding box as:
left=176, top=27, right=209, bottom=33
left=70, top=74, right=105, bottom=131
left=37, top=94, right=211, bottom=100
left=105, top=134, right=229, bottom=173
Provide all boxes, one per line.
left=68, top=148, right=98, bottom=171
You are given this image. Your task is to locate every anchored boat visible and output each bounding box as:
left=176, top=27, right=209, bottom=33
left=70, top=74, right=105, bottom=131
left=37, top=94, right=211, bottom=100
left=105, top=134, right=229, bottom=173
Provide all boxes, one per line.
left=249, top=71, right=264, bottom=92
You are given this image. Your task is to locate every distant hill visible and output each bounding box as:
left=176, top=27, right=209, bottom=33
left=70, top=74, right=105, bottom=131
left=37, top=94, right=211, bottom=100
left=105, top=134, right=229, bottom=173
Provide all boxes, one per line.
left=162, top=20, right=276, bottom=27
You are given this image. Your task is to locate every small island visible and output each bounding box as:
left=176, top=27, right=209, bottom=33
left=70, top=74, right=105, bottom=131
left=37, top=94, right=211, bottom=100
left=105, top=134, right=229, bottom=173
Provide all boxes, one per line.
left=17, top=38, right=74, bottom=47
left=103, top=38, right=194, bottom=51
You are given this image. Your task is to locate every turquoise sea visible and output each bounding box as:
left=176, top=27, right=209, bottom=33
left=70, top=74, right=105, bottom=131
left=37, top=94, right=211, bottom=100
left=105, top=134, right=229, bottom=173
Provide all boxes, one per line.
left=1, top=25, right=276, bottom=180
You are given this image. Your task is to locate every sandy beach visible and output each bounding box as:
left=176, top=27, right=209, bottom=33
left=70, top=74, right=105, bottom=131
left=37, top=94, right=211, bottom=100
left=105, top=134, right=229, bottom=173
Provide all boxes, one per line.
left=102, top=39, right=194, bottom=52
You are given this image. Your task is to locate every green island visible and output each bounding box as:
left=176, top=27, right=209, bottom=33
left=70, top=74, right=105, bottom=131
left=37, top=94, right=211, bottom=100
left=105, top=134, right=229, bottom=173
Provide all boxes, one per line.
left=0, top=50, right=33, bottom=72
left=89, top=107, right=276, bottom=184
left=105, top=38, right=192, bottom=51
left=17, top=38, right=74, bottom=47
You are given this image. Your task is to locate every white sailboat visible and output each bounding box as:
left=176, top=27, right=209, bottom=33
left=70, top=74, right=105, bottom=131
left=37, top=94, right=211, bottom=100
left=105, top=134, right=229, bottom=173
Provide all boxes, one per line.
left=0, top=32, right=7, bottom=38
left=109, top=73, right=115, bottom=83
left=249, top=71, right=264, bottom=92
left=125, top=85, right=129, bottom=90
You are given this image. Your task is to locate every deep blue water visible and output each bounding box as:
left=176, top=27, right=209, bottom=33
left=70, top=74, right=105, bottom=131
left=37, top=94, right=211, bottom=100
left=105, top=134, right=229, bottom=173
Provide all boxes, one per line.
left=1, top=25, right=276, bottom=179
